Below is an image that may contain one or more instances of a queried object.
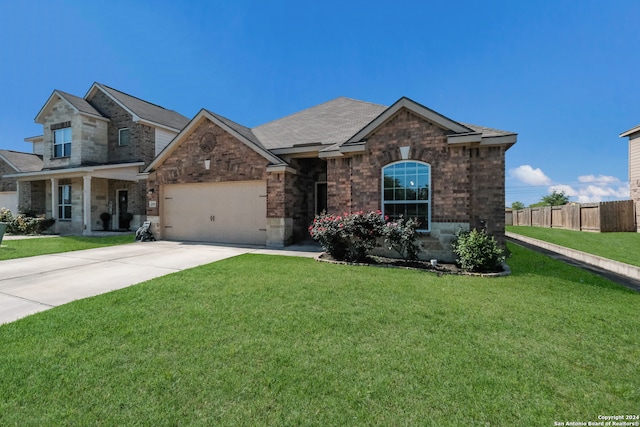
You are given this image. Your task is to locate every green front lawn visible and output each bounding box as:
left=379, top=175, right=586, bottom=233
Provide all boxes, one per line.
left=0, top=234, right=135, bottom=260
left=506, top=225, right=640, bottom=267
left=0, top=243, right=638, bottom=425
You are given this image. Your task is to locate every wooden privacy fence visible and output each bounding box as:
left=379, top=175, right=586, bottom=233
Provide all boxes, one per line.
left=510, top=200, right=636, bottom=232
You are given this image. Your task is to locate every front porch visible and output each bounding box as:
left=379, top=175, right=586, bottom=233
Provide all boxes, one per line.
left=11, top=163, right=146, bottom=236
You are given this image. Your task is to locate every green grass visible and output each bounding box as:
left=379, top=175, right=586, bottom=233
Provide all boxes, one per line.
left=1, top=244, right=638, bottom=425
left=506, top=225, right=640, bottom=267
left=0, top=234, right=135, bottom=260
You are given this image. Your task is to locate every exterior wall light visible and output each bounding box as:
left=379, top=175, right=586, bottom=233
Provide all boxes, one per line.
left=204, top=159, right=211, bottom=170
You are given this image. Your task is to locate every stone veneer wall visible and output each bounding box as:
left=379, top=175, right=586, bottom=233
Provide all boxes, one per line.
left=327, top=108, right=508, bottom=261
left=18, top=180, right=46, bottom=214
left=88, top=90, right=156, bottom=165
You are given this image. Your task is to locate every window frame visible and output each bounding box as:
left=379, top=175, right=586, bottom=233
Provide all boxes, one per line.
left=53, top=127, right=72, bottom=158
left=118, top=128, right=130, bottom=146
left=381, top=160, right=431, bottom=232
left=58, top=184, right=72, bottom=221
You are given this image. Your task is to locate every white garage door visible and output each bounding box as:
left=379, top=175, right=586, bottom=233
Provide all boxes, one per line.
left=162, top=181, right=267, bottom=245
left=0, top=192, right=17, bottom=213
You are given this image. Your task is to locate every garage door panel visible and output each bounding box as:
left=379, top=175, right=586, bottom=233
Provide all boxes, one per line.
left=162, top=181, right=266, bottom=245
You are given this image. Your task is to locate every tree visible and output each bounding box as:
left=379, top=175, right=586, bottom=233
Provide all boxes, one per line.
left=511, top=201, right=525, bottom=210
left=530, top=190, right=570, bottom=207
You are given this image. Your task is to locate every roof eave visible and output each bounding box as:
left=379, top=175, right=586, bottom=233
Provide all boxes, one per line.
left=620, top=125, right=640, bottom=138
left=4, top=162, right=145, bottom=180
left=136, top=118, right=182, bottom=133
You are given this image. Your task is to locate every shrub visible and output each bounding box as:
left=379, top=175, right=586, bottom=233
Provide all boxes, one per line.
left=0, top=208, right=12, bottom=223
left=308, top=213, right=350, bottom=261
left=451, top=228, right=505, bottom=273
left=309, top=211, right=385, bottom=262
left=341, top=211, right=386, bottom=261
left=0, top=208, right=55, bottom=235
left=309, top=211, right=422, bottom=262
left=382, top=217, right=422, bottom=261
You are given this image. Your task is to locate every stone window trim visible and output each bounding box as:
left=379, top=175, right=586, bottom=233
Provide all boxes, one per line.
left=58, top=184, right=72, bottom=221
left=381, top=160, right=431, bottom=232
left=119, top=128, right=131, bottom=146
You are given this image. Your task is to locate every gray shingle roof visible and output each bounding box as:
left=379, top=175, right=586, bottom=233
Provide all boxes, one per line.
left=0, top=150, right=43, bottom=172
left=204, top=109, right=265, bottom=150
left=56, top=91, right=104, bottom=118
left=461, top=123, right=516, bottom=137
left=95, top=84, right=190, bottom=131
left=252, top=97, right=388, bottom=150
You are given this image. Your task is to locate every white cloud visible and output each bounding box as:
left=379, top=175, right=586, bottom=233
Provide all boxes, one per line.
left=509, top=165, right=552, bottom=186
left=577, top=174, right=620, bottom=184
left=548, top=184, right=577, bottom=197
left=548, top=181, right=630, bottom=203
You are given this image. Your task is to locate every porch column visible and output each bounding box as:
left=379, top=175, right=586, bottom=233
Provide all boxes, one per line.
left=50, top=178, right=58, bottom=222
left=14, top=181, right=19, bottom=214
left=82, top=175, right=92, bottom=236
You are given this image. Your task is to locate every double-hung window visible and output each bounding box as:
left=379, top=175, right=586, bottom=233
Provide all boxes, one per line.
left=53, top=127, right=72, bottom=158
left=119, top=128, right=130, bottom=146
left=58, top=185, right=72, bottom=220
left=382, top=161, right=430, bottom=231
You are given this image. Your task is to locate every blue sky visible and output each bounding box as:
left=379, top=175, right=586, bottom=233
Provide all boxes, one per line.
left=1, top=0, right=638, bottom=206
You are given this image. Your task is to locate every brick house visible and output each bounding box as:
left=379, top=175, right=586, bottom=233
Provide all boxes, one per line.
left=145, top=96, right=517, bottom=261
left=620, top=124, right=640, bottom=231
left=5, top=83, right=189, bottom=234
left=0, top=149, right=43, bottom=213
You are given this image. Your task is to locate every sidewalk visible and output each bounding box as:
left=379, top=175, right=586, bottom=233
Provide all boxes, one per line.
left=506, top=232, right=640, bottom=292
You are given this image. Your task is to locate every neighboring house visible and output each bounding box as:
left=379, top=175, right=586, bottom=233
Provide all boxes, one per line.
left=620, top=124, right=640, bottom=232
left=0, top=149, right=43, bottom=213
left=4, top=83, right=189, bottom=234
left=144, top=96, right=517, bottom=261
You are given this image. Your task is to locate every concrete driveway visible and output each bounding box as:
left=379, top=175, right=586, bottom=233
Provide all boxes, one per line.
left=0, top=240, right=321, bottom=325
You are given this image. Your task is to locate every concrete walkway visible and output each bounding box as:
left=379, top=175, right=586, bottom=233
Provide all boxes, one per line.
left=0, top=241, right=322, bottom=325
left=506, top=232, right=640, bottom=292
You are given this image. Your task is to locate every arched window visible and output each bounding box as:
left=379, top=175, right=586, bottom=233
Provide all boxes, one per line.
left=382, top=161, right=430, bottom=231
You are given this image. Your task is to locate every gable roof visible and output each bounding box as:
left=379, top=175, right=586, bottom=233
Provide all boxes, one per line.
left=0, top=150, right=43, bottom=173
left=345, top=97, right=473, bottom=144
left=253, top=97, right=387, bottom=150
left=35, top=90, right=107, bottom=123
left=148, top=95, right=517, bottom=171
left=85, top=83, right=190, bottom=132
left=145, top=109, right=285, bottom=173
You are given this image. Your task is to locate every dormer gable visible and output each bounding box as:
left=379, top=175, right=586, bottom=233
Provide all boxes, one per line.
left=34, top=90, right=108, bottom=124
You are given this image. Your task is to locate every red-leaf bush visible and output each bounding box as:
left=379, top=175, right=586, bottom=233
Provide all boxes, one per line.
left=309, top=211, right=422, bottom=262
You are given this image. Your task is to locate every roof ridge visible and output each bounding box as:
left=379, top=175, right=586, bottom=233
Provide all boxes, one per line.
left=204, top=108, right=251, bottom=130
left=55, top=89, right=83, bottom=99
left=95, top=82, right=174, bottom=112
left=253, top=96, right=387, bottom=130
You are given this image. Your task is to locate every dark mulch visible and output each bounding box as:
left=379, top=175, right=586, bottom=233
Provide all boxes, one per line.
left=317, top=253, right=508, bottom=277
left=317, top=253, right=462, bottom=274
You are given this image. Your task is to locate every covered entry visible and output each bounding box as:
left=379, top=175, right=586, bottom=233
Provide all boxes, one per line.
left=161, top=181, right=267, bottom=245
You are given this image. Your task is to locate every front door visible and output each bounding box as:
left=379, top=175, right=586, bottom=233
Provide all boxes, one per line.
left=315, top=182, right=327, bottom=215
left=118, top=190, right=129, bottom=229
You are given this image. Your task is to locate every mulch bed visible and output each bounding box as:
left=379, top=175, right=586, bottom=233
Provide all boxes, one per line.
left=316, top=253, right=510, bottom=277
